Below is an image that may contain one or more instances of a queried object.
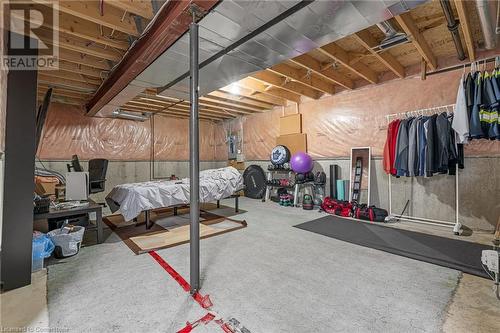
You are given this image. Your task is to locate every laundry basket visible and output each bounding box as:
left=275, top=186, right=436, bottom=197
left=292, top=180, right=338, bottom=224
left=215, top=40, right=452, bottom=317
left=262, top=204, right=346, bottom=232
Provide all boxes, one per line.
left=48, top=226, right=85, bottom=258
left=32, top=232, right=55, bottom=272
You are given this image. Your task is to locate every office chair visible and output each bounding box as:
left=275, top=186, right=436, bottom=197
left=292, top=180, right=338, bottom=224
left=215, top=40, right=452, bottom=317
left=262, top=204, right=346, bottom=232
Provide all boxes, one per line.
left=88, top=158, right=108, bottom=198
left=67, top=155, right=83, bottom=172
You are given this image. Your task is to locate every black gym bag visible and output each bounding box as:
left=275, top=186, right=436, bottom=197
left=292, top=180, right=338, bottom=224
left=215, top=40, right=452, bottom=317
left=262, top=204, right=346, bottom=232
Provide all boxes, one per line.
left=354, top=204, right=388, bottom=222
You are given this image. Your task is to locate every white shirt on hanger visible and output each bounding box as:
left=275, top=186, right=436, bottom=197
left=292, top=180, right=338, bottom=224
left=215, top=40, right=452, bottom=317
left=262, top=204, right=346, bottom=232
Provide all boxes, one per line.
left=452, top=75, right=469, bottom=144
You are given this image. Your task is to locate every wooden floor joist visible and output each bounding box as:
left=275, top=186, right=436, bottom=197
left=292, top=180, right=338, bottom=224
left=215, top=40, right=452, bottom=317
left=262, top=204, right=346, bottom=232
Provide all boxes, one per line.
left=266, top=64, right=334, bottom=95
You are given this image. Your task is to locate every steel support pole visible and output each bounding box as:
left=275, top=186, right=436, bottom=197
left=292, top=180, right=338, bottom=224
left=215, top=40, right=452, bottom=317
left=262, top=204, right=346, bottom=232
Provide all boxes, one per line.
left=189, top=20, right=200, bottom=294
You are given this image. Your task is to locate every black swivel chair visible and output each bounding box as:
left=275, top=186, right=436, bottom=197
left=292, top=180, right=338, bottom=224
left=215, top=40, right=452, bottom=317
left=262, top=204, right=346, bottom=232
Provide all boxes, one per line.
left=88, top=159, right=108, bottom=205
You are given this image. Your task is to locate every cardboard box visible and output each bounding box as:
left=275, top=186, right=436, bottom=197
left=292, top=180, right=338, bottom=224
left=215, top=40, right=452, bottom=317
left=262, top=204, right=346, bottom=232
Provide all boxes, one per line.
left=276, top=133, right=307, bottom=155
left=34, top=176, right=58, bottom=196
left=279, top=114, right=302, bottom=136
left=228, top=160, right=245, bottom=171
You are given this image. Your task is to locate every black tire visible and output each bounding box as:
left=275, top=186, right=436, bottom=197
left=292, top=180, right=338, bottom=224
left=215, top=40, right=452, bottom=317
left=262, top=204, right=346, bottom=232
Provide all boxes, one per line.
left=270, top=145, right=291, bottom=165
left=242, top=165, right=267, bottom=199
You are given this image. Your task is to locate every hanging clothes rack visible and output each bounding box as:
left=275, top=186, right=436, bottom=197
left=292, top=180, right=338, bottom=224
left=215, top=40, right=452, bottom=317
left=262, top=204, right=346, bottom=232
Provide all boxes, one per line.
left=385, top=104, right=462, bottom=235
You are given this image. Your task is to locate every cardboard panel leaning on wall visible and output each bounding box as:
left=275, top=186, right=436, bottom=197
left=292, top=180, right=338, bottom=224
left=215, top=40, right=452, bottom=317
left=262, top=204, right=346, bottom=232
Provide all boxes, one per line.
left=38, top=103, right=226, bottom=161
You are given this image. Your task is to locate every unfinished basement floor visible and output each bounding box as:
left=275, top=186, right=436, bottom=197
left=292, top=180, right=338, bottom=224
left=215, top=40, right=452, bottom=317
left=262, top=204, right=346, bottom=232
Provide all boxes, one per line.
left=2, top=197, right=499, bottom=332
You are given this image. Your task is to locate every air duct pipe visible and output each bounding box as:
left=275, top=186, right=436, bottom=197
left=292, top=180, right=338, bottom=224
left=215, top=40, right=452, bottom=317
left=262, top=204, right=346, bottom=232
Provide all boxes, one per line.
left=475, top=0, right=499, bottom=50
left=440, top=0, right=466, bottom=60
left=375, top=20, right=409, bottom=50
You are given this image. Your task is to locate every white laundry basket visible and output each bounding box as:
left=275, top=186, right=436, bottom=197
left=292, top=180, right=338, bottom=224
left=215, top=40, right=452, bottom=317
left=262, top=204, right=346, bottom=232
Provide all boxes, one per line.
left=48, top=226, right=85, bottom=258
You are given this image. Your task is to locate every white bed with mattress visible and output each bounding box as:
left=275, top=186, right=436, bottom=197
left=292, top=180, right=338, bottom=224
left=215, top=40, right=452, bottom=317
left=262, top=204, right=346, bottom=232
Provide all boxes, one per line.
left=106, top=166, right=243, bottom=223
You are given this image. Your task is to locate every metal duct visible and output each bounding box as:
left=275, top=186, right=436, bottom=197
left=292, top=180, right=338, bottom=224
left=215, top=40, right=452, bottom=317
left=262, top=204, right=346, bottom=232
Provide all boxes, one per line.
left=440, top=0, right=466, bottom=60
left=375, top=20, right=409, bottom=50
left=475, top=0, right=499, bottom=50
left=112, top=109, right=150, bottom=121
left=131, top=0, right=428, bottom=100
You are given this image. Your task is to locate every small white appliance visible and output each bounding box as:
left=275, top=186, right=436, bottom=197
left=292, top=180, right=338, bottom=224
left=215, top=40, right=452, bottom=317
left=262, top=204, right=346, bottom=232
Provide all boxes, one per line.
left=65, top=172, right=89, bottom=201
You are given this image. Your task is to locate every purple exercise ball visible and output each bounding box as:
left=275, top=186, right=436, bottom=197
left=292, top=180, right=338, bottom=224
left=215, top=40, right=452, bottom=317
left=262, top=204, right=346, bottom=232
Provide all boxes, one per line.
left=290, top=151, right=313, bottom=173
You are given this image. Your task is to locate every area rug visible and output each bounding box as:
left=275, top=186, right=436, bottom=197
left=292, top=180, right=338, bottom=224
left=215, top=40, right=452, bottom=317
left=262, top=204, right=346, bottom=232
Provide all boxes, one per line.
left=104, top=204, right=247, bottom=254
left=294, top=215, right=491, bottom=279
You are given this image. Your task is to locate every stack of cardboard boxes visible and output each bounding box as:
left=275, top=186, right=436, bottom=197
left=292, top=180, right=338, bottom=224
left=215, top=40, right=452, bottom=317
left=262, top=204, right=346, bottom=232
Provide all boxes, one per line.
left=276, top=113, right=307, bottom=154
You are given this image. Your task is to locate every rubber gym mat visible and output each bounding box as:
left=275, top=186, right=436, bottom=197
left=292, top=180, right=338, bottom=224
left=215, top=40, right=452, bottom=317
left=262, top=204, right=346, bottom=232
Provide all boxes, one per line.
left=294, top=216, right=492, bottom=279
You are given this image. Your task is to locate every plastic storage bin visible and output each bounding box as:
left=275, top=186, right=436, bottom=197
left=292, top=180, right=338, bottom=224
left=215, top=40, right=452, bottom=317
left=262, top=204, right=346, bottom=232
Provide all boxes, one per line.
left=32, top=233, right=55, bottom=272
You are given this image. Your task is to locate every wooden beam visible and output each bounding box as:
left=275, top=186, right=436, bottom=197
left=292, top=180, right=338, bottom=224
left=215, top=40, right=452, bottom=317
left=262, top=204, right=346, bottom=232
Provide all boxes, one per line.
left=58, top=49, right=111, bottom=71
left=38, top=74, right=99, bottom=92
left=11, top=4, right=129, bottom=50
left=238, top=78, right=301, bottom=103
left=58, top=61, right=106, bottom=79
left=290, top=54, right=354, bottom=89
left=34, top=0, right=140, bottom=36
left=38, top=87, right=91, bottom=100
left=199, top=96, right=265, bottom=114
left=251, top=71, right=322, bottom=99
left=395, top=13, right=437, bottom=70
left=139, top=97, right=253, bottom=115
left=41, top=70, right=102, bottom=86
left=354, top=30, right=406, bottom=78
left=219, top=86, right=287, bottom=106
left=453, top=0, right=475, bottom=61
left=40, top=95, right=85, bottom=106
left=268, top=63, right=335, bottom=95
left=319, top=43, right=379, bottom=84
left=34, top=28, right=123, bottom=62
left=208, top=91, right=276, bottom=110
left=107, top=0, right=154, bottom=20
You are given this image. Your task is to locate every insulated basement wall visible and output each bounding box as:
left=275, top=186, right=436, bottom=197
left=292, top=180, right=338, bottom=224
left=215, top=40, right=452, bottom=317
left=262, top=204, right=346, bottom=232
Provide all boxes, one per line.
left=37, top=103, right=227, bottom=161
left=235, top=69, right=499, bottom=231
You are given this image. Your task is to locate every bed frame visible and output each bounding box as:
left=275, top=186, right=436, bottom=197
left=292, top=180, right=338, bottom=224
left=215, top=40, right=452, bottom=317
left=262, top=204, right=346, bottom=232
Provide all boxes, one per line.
left=137, top=193, right=240, bottom=229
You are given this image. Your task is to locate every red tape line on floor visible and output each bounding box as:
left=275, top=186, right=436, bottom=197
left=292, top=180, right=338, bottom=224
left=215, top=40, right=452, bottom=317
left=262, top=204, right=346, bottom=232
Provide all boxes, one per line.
left=149, top=251, right=233, bottom=333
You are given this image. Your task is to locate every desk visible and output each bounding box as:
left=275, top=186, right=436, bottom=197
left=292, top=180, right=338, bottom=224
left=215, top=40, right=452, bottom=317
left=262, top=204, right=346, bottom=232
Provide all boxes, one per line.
left=34, top=200, right=103, bottom=244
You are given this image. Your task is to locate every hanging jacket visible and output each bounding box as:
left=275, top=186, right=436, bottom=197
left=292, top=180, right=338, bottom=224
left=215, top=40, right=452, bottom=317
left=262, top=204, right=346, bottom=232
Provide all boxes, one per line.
left=464, top=72, right=474, bottom=121
left=469, top=72, right=484, bottom=139
left=418, top=116, right=429, bottom=176
left=408, top=117, right=419, bottom=177
left=436, top=113, right=452, bottom=174
left=394, top=119, right=410, bottom=177
left=425, top=115, right=438, bottom=177
left=446, top=114, right=458, bottom=175
left=383, top=119, right=401, bottom=175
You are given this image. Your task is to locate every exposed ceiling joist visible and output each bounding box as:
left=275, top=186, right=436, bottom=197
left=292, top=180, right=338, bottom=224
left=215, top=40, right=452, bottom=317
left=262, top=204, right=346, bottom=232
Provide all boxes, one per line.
left=453, top=0, right=475, bottom=61
left=33, top=0, right=140, bottom=36
left=252, top=71, right=324, bottom=99
left=58, top=49, right=111, bottom=71
left=41, top=70, right=102, bottom=86
left=319, top=43, right=379, bottom=84
left=208, top=91, right=277, bottom=110
left=38, top=74, right=99, bottom=92
left=268, top=64, right=335, bottom=95
left=239, top=78, right=302, bottom=103
left=36, top=29, right=123, bottom=62
left=121, top=106, right=223, bottom=121
left=38, top=87, right=91, bottom=100
left=353, top=30, right=406, bottom=78
left=58, top=61, right=106, bottom=79
left=11, top=5, right=130, bottom=50
left=219, top=86, right=287, bottom=107
left=290, top=54, right=354, bottom=90
left=395, top=13, right=437, bottom=70
left=139, top=96, right=255, bottom=115
left=107, top=0, right=154, bottom=20
left=199, top=96, right=266, bottom=114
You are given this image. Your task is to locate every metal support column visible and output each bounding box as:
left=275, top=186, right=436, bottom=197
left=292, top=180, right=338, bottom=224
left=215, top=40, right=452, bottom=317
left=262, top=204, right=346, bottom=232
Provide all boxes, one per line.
left=189, top=16, right=200, bottom=294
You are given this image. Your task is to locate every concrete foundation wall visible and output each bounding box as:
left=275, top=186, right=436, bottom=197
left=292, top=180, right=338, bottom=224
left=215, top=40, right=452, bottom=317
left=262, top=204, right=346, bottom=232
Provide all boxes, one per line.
left=246, top=156, right=500, bottom=232
left=38, top=160, right=226, bottom=207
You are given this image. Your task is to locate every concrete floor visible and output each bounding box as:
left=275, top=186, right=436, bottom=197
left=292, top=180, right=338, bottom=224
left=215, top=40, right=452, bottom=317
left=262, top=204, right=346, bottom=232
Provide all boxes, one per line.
left=2, top=197, right=499, bottom=332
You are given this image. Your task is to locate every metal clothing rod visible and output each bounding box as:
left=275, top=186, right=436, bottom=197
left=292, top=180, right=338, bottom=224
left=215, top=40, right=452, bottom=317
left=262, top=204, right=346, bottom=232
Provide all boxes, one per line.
left=189, top=19, right=200, bottom=294
left=386, top=104, right=462, bottom=235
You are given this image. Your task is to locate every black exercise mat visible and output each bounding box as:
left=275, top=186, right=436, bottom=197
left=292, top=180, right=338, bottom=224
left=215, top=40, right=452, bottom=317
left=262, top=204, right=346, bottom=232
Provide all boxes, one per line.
left=295, top=216, right=491, bottom=279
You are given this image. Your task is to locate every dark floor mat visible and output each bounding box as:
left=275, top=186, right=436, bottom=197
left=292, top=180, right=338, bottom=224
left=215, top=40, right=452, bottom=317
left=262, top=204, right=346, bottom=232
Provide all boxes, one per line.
left=294, top=216, right=492, bottom=279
